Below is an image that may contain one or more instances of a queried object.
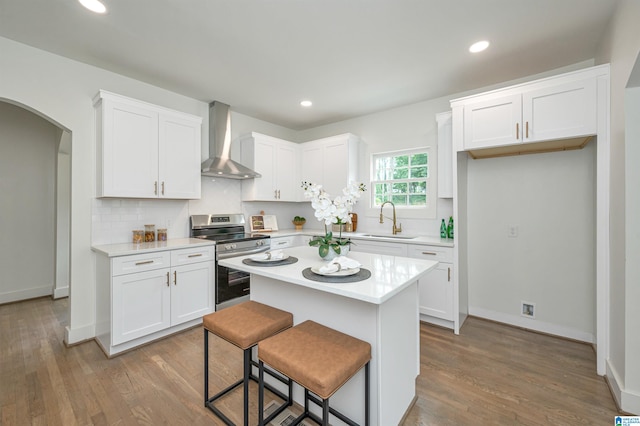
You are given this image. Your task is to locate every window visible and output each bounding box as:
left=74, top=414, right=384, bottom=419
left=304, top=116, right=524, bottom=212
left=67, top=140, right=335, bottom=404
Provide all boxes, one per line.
left=370, top=148, right=434, bottom=217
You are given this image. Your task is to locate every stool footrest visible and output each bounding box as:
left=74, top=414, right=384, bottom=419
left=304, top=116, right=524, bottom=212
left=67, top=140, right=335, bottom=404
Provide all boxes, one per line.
left=305, top=392, right=359, bottom=426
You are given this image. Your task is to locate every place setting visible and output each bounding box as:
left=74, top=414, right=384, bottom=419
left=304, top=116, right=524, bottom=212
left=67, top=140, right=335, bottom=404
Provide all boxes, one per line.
left=303, top=256, right=372, bottom=283
left=242, top=249, right=298, bottom=266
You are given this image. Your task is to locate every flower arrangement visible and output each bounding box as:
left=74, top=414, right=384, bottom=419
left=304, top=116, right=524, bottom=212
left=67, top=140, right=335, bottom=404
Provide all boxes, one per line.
left=301, top=181, right=366, bottom=258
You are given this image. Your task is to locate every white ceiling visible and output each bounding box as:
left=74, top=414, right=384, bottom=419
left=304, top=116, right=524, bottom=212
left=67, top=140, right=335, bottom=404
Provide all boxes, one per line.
left=0, top=0, right=618, bottom=130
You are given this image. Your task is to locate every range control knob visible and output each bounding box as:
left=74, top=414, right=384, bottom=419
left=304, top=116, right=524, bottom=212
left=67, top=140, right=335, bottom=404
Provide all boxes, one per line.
left=224, top=244, right=232, bottom=250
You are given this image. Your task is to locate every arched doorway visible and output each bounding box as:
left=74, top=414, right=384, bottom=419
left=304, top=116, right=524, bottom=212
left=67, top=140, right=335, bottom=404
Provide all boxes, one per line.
left=0, top=100, right=71, bottom=317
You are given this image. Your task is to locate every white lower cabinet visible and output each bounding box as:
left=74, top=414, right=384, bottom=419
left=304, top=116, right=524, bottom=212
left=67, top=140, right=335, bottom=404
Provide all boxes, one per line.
left=407, top=245, right=455, bottom=325
left=96, top=245, right=214, bottom=356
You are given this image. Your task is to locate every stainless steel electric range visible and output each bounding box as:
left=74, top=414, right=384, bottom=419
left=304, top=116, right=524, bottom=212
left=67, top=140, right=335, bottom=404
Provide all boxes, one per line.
left=190, top=214, right=270, bottom=310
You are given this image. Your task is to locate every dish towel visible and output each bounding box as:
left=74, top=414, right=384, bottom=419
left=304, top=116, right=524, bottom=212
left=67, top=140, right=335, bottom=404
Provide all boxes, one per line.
left=318, top=256, right=361, bottom=274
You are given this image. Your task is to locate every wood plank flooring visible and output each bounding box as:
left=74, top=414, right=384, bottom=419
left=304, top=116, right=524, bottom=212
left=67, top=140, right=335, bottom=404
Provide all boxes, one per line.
left=0, top=297, right=620, bottom=425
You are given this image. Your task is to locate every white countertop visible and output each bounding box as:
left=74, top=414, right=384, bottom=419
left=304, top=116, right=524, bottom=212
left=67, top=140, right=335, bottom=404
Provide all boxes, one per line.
left=219, top=245, right=438, bottom=305
left=92, top=238, right=215, bottom=257
left=260, top=229, right=454, bottom=247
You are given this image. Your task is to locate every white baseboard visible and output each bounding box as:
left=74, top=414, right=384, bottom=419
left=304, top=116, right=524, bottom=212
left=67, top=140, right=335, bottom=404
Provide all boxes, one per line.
left=607, top=359, right=640, bottom=415
left=468, top=306, right=595, bottom=343
left=0, top=285, right=51, bottom=304
left=65, top=323, right=95, bottom=345
left=53, top=286, right=69, bottom=299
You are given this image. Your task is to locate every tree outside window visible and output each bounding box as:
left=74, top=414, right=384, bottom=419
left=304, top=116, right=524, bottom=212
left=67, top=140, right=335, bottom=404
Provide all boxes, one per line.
left=372, top=150, right=429, bottom=208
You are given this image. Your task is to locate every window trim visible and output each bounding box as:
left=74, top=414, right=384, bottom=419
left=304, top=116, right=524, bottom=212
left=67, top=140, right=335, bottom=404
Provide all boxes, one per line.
left=366, top=147, right=437, bottom=220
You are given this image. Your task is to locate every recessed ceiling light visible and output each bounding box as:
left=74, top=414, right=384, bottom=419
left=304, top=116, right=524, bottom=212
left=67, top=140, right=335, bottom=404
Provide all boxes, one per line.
left=300, top=100, right=313, bottom=107
left=469, top=40, right=490, bottom=53
left=79, top=0, right=107, bottom=14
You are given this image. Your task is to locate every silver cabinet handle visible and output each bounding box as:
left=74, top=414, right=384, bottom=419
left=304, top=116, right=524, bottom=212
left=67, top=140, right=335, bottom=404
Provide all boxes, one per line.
left=526, top=121, right=529, bottom=138
left=173, top=271, right=177, bottom=285
left=421, top=252, right=437, bottom=256
left=154, top=181, right=158, bottom=195
left=161, top=181, right=165, bottom=195
left=516, top=122, right=519, bottom=140
left=274, top=189, right=278, bottom=199
left=166, top=271, right=170, bottom=287
left=188, top=253, right=203, bottom=258
left=448, top=267, right=451, bottom=282
left=135, top=260, right=154, bottom=265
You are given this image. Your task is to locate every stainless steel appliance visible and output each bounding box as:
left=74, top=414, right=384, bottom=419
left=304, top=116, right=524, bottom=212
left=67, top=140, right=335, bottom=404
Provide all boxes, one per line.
left=190, top=214, right=270, bottom=310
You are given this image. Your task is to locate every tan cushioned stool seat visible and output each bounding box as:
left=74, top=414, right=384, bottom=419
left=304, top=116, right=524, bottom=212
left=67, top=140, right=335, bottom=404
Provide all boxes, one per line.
left=203, top=301, right=293, bottom=350
left=259, top=320, right=371, bottom=400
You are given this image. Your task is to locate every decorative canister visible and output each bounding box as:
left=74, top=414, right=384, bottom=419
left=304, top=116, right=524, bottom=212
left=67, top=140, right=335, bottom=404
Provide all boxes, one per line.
left=132, top=230, right=144, bottom=244
left=144, top=224, right=156, bottom=242
left=157, top=228, right=167, bottom=241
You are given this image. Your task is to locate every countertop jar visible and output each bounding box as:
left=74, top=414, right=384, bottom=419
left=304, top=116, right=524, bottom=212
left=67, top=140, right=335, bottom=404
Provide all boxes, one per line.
left=144, top=224, right=156, bottom=242
left=157, top=228, right=167, bottom=241
left=132, top=230, right=144, bottom=244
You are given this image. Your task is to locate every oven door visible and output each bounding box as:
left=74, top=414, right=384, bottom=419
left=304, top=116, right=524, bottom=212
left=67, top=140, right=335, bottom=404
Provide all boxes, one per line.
left=215, top=245, right=269, bottom=309
left=216, top=264, right=251, bottom=307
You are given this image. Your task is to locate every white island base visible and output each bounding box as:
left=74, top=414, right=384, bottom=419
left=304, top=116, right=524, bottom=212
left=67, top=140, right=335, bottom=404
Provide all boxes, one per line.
left=219, top=247, right=438, bottom=425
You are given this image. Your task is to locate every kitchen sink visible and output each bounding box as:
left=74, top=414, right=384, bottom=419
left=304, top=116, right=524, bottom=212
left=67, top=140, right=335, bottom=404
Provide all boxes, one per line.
left=359, top=234, right=417, bottom=240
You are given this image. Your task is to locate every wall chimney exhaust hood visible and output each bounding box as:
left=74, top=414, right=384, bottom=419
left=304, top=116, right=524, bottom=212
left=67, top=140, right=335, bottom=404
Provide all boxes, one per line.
left=201, top=101, right=261, bottom=179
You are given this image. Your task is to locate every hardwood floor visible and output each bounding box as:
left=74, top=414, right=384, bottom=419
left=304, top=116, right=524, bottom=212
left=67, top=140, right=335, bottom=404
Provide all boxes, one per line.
left=0, top=297, right=619, bottom=425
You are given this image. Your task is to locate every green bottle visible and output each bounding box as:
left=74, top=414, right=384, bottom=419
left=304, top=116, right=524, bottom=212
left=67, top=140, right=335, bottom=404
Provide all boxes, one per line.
left=447, top=216, right=454, bottom=239
left=440, top=219, right=447, bottom=238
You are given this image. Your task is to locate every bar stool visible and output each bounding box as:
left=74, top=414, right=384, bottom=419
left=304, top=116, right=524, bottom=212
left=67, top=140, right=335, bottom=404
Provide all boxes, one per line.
left=203, top=301, right=293, bottom=426
left=258, top=320, right=371, bottom=426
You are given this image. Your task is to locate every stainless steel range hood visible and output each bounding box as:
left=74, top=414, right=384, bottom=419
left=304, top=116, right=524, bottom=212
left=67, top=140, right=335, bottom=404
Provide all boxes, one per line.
left=201, top=101, right=260, bottom=179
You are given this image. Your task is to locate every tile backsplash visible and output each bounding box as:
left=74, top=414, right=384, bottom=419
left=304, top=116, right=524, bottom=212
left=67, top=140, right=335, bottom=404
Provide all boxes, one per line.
left=91, top=178, right=243, bottom=245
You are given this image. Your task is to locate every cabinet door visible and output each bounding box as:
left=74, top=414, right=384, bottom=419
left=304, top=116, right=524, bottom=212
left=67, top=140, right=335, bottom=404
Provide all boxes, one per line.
left=275, top=142, right=299, bottom=201
left=300, top=142, right=324, bottom=189
left=102, top=100, right=159, bottom=197
left=522, top=78, right=597, bottom=142
left=321, top=139, right=349, bottom=196
left=253, top=138, right=278, bottom=200
left=158, top=114, right=202, bottom=199
left=112, top=268, right=171, bottom=345
left=436, top=111, right=453, bottom=198
left=463, top=94, right=522, bottom=150
left=419, top=262, right=453, bottom=321
left=170, top=261, right=214, bottom=325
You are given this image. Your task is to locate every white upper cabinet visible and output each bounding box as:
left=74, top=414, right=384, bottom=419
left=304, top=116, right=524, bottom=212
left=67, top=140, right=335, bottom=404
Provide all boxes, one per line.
left=241, top=132, right=300, bottom=201
left=300, top=134, right=360, bottom=197
left=95, top=90, right=202, bottom=199
left=456, top=68, right=599, bottom=152
left=463, top=94, right=522, bottom=150
left=436, top=111, right=453, bottom=198
left=522, top=78, right=597, bottom=142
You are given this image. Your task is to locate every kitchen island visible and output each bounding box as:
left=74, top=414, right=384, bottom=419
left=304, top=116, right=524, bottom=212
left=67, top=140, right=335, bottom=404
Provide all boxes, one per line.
left=219, top=246, right=438, bottom=425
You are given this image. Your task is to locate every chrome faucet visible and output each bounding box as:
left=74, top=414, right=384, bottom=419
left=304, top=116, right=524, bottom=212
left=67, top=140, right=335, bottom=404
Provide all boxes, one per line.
left=379, top=201, right=402, bottom=235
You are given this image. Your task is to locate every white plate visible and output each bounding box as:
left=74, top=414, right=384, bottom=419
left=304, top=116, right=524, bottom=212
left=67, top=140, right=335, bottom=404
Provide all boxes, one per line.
left=310, top=265, right=360, bottom=277
left=250, top=254, right=289, bottom=263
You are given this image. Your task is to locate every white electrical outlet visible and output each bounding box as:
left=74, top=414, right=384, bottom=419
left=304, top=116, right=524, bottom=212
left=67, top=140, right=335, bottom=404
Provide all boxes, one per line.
left=508, top=225, right=519, bottom=238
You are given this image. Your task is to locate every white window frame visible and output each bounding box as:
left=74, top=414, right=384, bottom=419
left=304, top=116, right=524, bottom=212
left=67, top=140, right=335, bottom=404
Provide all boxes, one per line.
left=367, top=147, right=437, bottom=220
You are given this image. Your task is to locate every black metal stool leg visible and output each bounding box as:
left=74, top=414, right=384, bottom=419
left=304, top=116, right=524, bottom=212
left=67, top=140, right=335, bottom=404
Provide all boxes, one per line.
left=204, top=329, right=209, bottom=406
left=243, top=348, right=250, bottom=426
left=365, top=362, right=370, bottom=426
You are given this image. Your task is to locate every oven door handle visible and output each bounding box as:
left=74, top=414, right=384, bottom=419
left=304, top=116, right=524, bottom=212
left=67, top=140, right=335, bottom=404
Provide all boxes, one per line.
left=217, top=246, right=270, bottom=260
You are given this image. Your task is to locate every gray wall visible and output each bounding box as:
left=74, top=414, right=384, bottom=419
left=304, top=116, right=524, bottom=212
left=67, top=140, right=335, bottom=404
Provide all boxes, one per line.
left=467, top=142, right=596, bottom=340
left=0, top=102, right=58, bottom=303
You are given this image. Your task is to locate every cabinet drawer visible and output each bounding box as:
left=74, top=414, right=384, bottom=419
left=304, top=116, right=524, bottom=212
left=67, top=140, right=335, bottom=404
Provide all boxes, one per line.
left=407, top=245, right=453, bottom=262
left=170, top=246, right=214, bottom=266
left=112, top=251, right=171, bottom=276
